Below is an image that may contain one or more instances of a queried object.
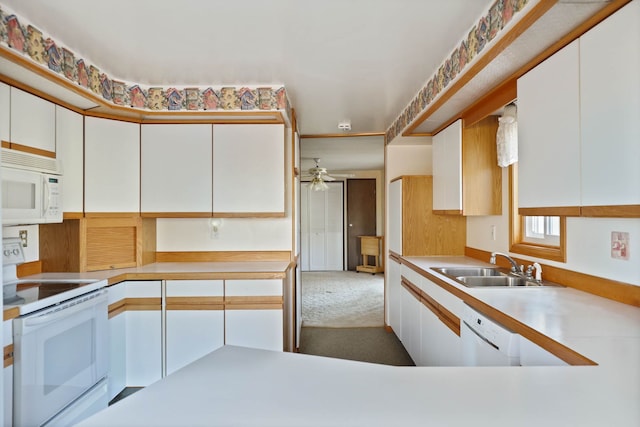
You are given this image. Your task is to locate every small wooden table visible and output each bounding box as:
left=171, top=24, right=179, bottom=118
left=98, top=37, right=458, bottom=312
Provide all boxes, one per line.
left=356, top=236, right=384, bottom=274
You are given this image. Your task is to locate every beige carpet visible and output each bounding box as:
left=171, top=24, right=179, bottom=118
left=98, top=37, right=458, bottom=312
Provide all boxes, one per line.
left=301, top=271, right=384, bottom=328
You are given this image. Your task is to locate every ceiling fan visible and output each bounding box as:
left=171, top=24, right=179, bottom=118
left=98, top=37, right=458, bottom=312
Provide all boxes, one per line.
left=302, top=158, right=352, bottom=191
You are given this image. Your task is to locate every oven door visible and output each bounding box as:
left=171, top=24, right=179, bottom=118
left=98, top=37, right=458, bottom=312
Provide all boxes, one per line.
left=13, top=290, right=108, bottom=427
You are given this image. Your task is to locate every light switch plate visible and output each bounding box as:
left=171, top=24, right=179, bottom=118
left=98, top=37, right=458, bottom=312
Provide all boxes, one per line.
left=611, top=231, right=629, bottom=260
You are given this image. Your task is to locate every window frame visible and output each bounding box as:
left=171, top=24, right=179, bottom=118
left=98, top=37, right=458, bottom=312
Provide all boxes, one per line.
left=509, top=164, right=566, bottom=262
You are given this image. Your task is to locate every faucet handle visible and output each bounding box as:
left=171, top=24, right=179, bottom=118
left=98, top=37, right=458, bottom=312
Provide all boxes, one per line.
left=533, top=262, right=543, bottom=282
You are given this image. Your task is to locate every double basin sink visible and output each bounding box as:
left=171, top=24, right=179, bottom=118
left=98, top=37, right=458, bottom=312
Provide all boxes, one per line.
left=432, top=267, right=562, bottom=288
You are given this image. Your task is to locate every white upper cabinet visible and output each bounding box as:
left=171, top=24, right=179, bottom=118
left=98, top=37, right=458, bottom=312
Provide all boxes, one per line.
left=0, top=82, right=9, bottom=142
left=432, top=120, right=462, bottom=212
left=141, top=124, right=213, bottom=214
left=213, top=124, right=285, bottom=215
left=10, top=87, right=56, bottom=154
left=55, top=106, right=84, bottom=213
left=579, top=0, right=640, bottom=207
left=517, top=40, right=581, bottom=209
left=85, top=117, right=140, bottom=213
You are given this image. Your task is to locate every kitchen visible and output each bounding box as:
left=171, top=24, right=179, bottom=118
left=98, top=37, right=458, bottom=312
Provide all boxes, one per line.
left=0, top=0, right=639, bottom=426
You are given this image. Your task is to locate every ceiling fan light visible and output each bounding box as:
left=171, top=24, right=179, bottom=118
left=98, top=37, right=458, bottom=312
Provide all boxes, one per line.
left=310, top=176, right=329, bottom=191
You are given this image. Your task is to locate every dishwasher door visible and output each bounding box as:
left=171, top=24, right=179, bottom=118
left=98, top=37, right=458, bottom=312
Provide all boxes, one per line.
left=461, top=304, right=520, bottom=366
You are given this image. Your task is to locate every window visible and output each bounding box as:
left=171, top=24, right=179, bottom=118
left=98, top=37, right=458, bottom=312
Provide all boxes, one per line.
left=510, top=165, right=566, bottom=262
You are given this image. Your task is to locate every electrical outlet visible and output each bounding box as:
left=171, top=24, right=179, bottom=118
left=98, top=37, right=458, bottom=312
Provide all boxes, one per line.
left=611, top=231, right=629, bottom=260
left=491, top=225, right=497, bottom=241
left=19, top=230, right=28, bottom=247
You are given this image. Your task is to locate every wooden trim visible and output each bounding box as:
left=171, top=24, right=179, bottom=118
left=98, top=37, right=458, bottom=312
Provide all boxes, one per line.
left=83, top=212, right=141, bottom=219
left=4, top=142, right=56, bottom=158
left=211, top=212, right=286, bottom=218
left=465, top=247, right=640, bottom=307
left=518, top=207, right=581, bottom=217
left=224, top=294, right=284, bottom=310
left=581, top=205, right=640, bottom=218
left=4, top=344, right=14, bottom=368
left=402, top=0, right=557, bottom=136
left=510, top=242, right=566, bottom=263
left=123, top=297, right=161, bottom=311
left=1, top=140, right=10, bottom=148
left=108, top=300, right=126, bottom=319
left=17, top=260, right=42, bottom=277
left=140, top=212, right=212, bottom=218
left=460, top=79, right=517, bottom=128
left=166, top=297, right=224, bottom=310
left=63, top=212, right=84, bottom=220
left=299, top=132, right=385, bottom=139
left=436, top=302, right=461, bottom=337
left=400, top=277, right=422, bottom=301
left=388, top=251, right=402, bottom=264
left=156, top=251, right=291, bottom=262
left=3, top=307, right=19, bottom=321
left=432, top=209, right=463, bottom=216
left=109, top=271, right=287, bottom=282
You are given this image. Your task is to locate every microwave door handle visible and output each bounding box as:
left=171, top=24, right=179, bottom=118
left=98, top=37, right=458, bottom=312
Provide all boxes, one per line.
left=42, top=177, right=50, bottom=214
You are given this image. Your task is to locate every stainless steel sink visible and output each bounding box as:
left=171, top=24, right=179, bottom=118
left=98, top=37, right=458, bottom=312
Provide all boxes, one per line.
left=433, top=267, right=503, bottom=277
left=457, top=276, right=539, bottom=287
left=431, top=266, right=562, bottom=288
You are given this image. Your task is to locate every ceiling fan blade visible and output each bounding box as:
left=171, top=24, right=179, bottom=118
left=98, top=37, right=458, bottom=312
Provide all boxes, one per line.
left=329, top=173, right=356, bottom=178
left=323, top=175, right=336, bottom=181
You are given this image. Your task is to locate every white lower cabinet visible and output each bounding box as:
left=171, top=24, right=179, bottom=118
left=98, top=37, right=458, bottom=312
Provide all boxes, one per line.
left=387, top=256, right=402, bottom=335
left=224, top=280, right=283, bottom=351
left=123, top=281, right=162, bottom=387
left=165, top=280, right=224, bottom=375
left=4, top=319, right=13, bottom=426
left=399, top=278, right=421, bottom=364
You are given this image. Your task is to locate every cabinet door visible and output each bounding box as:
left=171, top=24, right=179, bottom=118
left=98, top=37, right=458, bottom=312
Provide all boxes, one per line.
left=213, top=124, right=285, bottom=215
left=517, top=40, right=581, bottom=209
left=10, top=87, right=56, bottom=154
left=419, top=301, right=439, bottom=366
left=0, top=82, right=9, bottom=143
left=580, top=1, right=640, bottom=207
left=107, top=282, right=126, bottom=400
left=388, top=179, right=402, bottom=255
left=125, top=281, right=162, bottom=387
left=165, top=280, right=224, bottom=375
left=56, top=106, right=84, bottom=213
left=225, top=279, right=283, bottom=351
left=3, top=319, right=13, bottom=426
left=432, top=120, right=462, bottom=212
left=141, top=124, right=213, bottom=214
left=85, top=117, right=140, bottom=213
left=387, top=257, right=402, bottom=335
left=399, top=280, right=420, bottom=364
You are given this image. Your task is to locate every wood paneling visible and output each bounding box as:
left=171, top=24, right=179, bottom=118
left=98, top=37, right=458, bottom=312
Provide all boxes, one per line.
left=211, top=212, right=286, bottom=218
left=581, top=205, right=640, bottom=218
left=518, top=206, right=582, bottom=217
left=465, top=247, right=640, bottom=307
left=16, top=261, right=42, bottom=277
left=3, top=307, right=19, bottom=321
left=3, top=141, right=55, bottom=158
left=402, top=176, right=466, bottom=256
left=460, top=79, right=517, bottom=128
left=462, top=116, right=501, bottom=216
left=166, top=297, right=224, bottom=311
left=4, top=344, right=14, bottom=368
left=39, top=219, right=83, bottom=272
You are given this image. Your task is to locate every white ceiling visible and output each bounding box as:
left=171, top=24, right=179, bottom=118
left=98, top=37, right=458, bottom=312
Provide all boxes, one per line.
left=0, top=0, right=612, bottom=172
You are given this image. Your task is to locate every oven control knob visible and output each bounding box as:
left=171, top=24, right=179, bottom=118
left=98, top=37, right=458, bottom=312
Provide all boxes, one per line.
left=3, top=250, right=9, bottom=257
left=12, top=248, right=20, bottom=255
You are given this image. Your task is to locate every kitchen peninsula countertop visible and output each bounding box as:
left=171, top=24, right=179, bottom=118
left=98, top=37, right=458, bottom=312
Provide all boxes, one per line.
left=75, top=256, right=639, bottom=427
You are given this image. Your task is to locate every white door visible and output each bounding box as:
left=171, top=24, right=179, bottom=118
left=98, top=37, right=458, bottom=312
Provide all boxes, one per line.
left=300, top=182, right=343, bottom=271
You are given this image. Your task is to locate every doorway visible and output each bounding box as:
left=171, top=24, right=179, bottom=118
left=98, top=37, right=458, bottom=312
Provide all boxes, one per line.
left=346, top=179, right=377, bottom=271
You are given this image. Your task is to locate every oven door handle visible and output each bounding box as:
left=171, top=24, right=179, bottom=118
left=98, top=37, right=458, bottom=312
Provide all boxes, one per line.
left=22, top=293, right=106, bottom=329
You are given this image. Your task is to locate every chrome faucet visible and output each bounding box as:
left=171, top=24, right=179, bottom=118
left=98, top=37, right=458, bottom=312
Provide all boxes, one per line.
left=489, top=252, right=522, bottom=274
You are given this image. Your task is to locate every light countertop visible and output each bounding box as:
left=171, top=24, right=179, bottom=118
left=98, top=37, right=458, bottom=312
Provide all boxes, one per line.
left=76, top=256, right=640, bottom=426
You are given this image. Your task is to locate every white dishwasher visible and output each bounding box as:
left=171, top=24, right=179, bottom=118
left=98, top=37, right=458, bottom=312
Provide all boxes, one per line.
left=461, top=304, right=520, bottom=366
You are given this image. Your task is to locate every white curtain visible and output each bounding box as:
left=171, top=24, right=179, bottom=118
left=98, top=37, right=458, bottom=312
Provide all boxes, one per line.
left=497, top=103, right=518, bottom=167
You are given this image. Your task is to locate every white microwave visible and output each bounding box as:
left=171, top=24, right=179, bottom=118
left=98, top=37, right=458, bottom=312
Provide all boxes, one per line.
left=1, top=149, right=63, bottom=225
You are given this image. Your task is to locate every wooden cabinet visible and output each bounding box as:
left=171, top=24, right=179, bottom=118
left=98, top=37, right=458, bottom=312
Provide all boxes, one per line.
left=388, top=176, right=465, bottom=256
left=85, top=117, right=140, bottom=213
left=165, top=280, right=224, bottom=375
left=55, top=106, right=84, bottom=214
left=10, top=87, right=56, bottom=156
left=579, top=0, right=640, bottom=211
left=39, top=216, right=155, bottom=272
left=124, top=281, right=162, bottom=387
left=141, top=124, right=213, bottom=215
left=0, top=82, right=9, bottom=143
left=432, top=117, right=502, bottom=215
left=225, top=279, right=283, bottom=351
left=213, top=124, right=285, bottom=216
left=517, top=39, right=581, bottom=212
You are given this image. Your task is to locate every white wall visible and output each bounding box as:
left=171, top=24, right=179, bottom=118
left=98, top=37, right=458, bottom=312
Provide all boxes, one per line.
left=467, top=168, right=640, bottom=286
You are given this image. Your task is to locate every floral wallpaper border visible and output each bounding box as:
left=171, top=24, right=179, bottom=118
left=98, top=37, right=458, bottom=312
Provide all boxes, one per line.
left=385, top=0, right=531, bottom=143
left=0, top=4, right=291, bottom=117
